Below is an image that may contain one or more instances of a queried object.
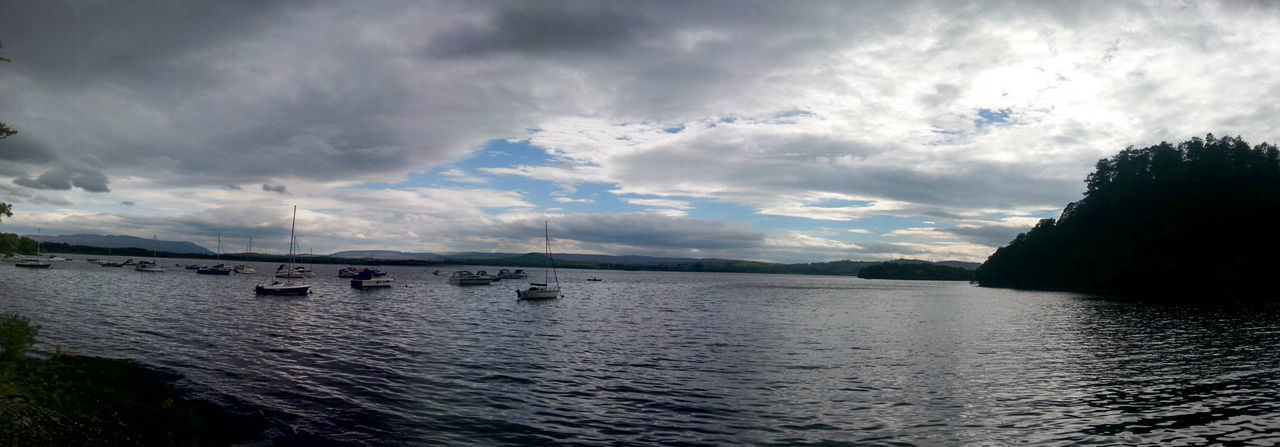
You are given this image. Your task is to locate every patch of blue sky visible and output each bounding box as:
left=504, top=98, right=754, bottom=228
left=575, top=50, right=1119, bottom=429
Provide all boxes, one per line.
left=348, top=139, right=562, bottom=191
left=975, top=108, right=1012, bottom=130
left=680, top=200, right=756, bottom=223
left=808, top=198, right=875, bottom=208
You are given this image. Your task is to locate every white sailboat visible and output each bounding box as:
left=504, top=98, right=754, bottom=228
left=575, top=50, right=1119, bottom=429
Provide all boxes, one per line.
left=517, top=220, right=561, bottom=300
left=256, top=206, right=311, bottom=295
left=135, top=235, right=165, bottom=272
left=14, top=230, right=52, bottom=269
left=234, top=238, right=257, bottom=274
left=197, top=233, right=233, bottom=275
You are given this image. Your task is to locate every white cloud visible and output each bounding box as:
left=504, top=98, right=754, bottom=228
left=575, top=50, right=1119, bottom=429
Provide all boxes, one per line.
left=4, top=1, right=1279, bottom=263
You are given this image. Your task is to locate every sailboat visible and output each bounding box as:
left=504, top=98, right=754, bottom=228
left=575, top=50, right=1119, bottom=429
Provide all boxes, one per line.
left=256, top=206, right=311, bottom=295
left=516, top=220, right=561, bottom=300
left=234, top=238, right=257, bottom=274
left=15, top=230, right=53, bottom=268
left=135, top=235, right=165, bottom=272
left=197, top=233, right=233, bottom=275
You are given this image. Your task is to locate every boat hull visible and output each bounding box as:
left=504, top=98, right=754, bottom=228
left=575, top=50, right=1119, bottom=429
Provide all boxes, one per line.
left=197, top=268, right=233, bottom=275
left=351, top=278, right=394, bottom=289
left=517, top=288, right=561, bottom=300
left=255, top=283, right=311, bottom=295
left=449, top=278, right=495, bottom=286
left=14, top=261, right=53, bottom=268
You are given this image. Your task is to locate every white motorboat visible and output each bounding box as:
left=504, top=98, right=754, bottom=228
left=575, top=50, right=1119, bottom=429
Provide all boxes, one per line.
left=275, top=264, right=314, bottom=278
left=449, top=270, right=497, bottom=286
left=498, top=269, right=528, bottom=279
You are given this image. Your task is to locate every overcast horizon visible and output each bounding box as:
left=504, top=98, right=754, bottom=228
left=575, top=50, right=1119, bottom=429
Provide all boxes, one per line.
left=3, top=1, right=1279, bottom=263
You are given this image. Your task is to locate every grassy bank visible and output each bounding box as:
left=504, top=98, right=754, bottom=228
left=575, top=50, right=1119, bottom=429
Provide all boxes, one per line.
left=1, top=352, right=256, bottom=445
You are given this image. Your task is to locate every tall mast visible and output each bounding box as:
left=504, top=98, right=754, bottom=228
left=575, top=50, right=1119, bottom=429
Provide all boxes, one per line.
left=288, top=206, right=297, bottom=271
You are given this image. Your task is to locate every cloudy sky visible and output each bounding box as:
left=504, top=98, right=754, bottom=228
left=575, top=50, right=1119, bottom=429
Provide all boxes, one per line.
left=2, top=1, right=1278, bottom=263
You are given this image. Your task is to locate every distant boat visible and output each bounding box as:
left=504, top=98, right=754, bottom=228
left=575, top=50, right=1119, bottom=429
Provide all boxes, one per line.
left=14, top=230, right=52, bottom=269
left=517, top=220, right=561, bottom=300
left=350, top=269, right=394, bottom=289
left=275, top=264, right=314, bottom=278
left=498, top=269, right=528, bottom=279
left=233, top=238, right=257, bottom=274
left=448, top=270, right=497, bottom=286
left=135, top=235, right=165, bottom=272
left=197, top=234, right=233, bottom=275
left=586, top=277, right=602, bottom=282
left=256, top=206, right=311, bottom=296
left=197, top=264, right=233, bottom=275
left=337, top=266, right=361, bottom=277
left=47, top=255, right=68, bottom=262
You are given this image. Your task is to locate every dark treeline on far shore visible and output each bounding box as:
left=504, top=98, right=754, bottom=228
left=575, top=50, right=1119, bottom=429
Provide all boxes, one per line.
left=977, top=134, right=1280, bottom=297
left=857, top=262, right=975, bottom=281
left=22, top=240, right=976, bottom=277
left=0, top=233, right=36, bottom=254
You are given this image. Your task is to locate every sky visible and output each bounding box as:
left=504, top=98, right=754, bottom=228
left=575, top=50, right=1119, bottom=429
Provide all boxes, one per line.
left=2, top=0, right=1279, bottom=263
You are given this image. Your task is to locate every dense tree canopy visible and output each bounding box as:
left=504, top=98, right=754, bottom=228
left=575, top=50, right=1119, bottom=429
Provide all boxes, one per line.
left=976, top=135, right=1280, bottom=297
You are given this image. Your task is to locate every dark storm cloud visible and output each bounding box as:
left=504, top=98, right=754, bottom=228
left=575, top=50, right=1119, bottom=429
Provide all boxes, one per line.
left=0, top=134, right=58, bottom=163
left=13, top=168, right=110, bottom=192
left=554, top=213, right=764, bottom=251
left=71, top=170, right=111, bottom=192
left=262, top=183, right=288, bottom=194
left=428, top=2, right=649, bottom=59
left=14, top=170, right=72, bottom=190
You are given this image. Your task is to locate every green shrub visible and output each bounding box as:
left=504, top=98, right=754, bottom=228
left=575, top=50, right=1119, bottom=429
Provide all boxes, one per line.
left=0, top=312, right=39, bottom=361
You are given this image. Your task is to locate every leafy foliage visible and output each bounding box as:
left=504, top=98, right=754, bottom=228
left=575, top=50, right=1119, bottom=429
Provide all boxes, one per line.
left=0, top=233, right=38, bottom=254
left=976, top=135, right=1280, bottom=296
left=0, top=313, right=39, bottom=361
left=857, top=262, right=975, bottom=281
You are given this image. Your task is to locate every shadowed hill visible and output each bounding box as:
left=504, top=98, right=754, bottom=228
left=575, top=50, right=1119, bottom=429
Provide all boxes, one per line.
left=976, top=134, right=1280, bottom=297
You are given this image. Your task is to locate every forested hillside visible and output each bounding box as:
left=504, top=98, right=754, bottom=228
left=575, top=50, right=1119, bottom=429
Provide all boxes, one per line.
left=976, top=135, right=1280, bottom=296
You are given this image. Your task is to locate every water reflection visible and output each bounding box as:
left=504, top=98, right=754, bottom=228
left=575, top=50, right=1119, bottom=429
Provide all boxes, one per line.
left=4, top=261, right=1280, bottom=445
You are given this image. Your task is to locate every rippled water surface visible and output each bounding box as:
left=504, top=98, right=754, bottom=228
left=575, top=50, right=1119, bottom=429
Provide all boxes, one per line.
left=3, top=258, right=1280, bottom=445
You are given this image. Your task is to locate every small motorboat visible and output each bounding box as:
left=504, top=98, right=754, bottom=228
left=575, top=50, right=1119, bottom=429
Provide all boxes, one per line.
left=351, top=269, right=394, bottom=289
left=197, top=264, right=234, bottom=275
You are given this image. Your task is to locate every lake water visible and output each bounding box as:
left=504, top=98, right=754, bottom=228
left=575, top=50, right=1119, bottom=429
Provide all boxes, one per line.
left=3, top=258, right=1280, bottom=446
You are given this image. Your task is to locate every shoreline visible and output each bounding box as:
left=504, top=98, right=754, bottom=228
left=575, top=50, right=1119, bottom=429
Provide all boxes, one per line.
left=1, top=353, right=260, bottom=445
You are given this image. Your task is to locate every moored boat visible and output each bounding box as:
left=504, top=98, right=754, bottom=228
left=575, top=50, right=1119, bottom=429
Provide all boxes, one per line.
left=14, top=256, right=52, bottom=268
left=351, top=269, right=394, bottom=289
left=449, top=270, right=497, bottom=285
left=14, top=231, right=53, bottom=268
left=517, top=220, right=561, bottom=300
left=135, top=235, right=165, bottom=272
left=257, top=206, right=310, bottom=296
left=275, top=264, right=314, bottom=278
left=498, top=269, right=528, bottom=279
left=197, top=264, right=233, bottom=275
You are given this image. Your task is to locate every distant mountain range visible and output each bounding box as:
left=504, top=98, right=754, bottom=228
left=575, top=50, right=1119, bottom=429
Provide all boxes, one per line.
left=331, top=250, right=982, bottom=271
left=31, top=235, right=980, bottom=272
left=31, top=234, right=215, bottom=255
